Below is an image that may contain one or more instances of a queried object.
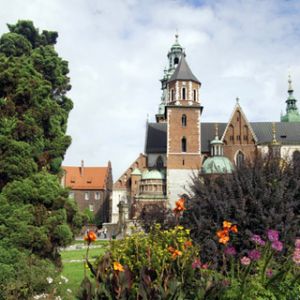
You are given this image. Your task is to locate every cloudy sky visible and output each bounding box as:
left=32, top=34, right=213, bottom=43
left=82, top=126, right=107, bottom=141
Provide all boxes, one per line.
left=1, top=0, right=300, bottom=180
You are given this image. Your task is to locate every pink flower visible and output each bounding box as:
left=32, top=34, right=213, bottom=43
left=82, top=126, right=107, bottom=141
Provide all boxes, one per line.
left=192, top=258, right=202, bottom=269
left=248, top=249, right=261, bottom=261
left=267, top=230, right=279, bottom=242
left=224, top=246, right=237, bottom=256
left=266, top=268, right=273, bottom=277
left=251, top=234, right=266, bottom=246
left=201, top=263, right=209, bottom=269
left=271, top=240, right=283, bottom=252
left=292, top=248, right=300, bottom=265
left=240, top=256, right=251, bottom=266
left=295, top=239, right=300, bottom=249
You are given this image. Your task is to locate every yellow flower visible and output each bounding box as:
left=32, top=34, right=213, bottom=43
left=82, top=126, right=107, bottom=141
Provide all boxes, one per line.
left=113, top=262, right=124, bottom=272
left=177, top=226, right=184, bottom=230
left=223, top=221, right=232, bottom=229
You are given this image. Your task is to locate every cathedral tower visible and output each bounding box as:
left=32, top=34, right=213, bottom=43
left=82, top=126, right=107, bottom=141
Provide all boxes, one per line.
left=281, top=75, right=300, bottom=122
left=165, top=54, right=202, bottom=206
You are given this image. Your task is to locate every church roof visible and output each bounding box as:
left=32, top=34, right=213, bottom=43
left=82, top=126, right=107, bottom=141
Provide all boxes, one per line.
left=63, top=166, right=108, bottom=190
left=168, top=55, right=200, bottom=84
left=145, top=122, right=300, bottom=154
left=145, top=123, right=167, bottom=153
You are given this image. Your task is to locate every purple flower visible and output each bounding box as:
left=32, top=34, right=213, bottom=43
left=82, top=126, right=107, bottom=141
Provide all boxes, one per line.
left=248, top=249, right=261, bottom=261
left=267, top=230, right=279, bottom=242
left=266, top=268, right=273, bottom=277
left=251, top=234, right=266, bottom=246
left=192, top=258, right=201, bottom=269
left=224, top=246, right=237, bottom=256
left=271, top=240, right=283, bottom=252
left=240, top=256, right=251, bottom=266
left=295, top=239, right=300, bottom=249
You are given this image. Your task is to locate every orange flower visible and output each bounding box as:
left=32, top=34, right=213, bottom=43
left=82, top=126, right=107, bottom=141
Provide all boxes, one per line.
left=84, top=230, right=97, bottom=244
left=173, top=198, right=186, bottom=213
left=171, top=249, right=183, bottom=259
left=219, top=235, right=230, bottom=244
left=217, top=229, right=229, bottom=238
left=184, top=240, right=193, bottom=248
left=168, top=246, right=175, bottom=253
left=230, top=225, right=238, bottom=233
left=223, top=221, right=232, bottom=229
left=113, top=262, right=124, bottom=272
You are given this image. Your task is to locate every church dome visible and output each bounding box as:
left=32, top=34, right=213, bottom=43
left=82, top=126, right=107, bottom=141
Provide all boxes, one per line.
left=142, top=169, right=165, bottom=180
left=202, top=156, right=234, bottom=174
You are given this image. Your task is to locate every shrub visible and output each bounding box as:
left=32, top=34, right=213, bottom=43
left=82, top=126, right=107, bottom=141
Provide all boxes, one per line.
left=183, top=156, right=300, bottom=267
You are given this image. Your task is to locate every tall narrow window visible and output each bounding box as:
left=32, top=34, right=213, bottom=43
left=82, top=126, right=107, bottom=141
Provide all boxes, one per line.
left=171, top=89, right=174, bottom=101
left=95, top=192, right=100, bottom=200
left=156, top=156, right=164, bottom=168
left=193, top=89, right=197, bottom=101
left=236, top=151, right=245, bottom=168
left=181, top=137, right=187, bottom=152
left=174, top=57, right=179, bottom=65
left=182, top=114, right=187, bottom=127
left=182, top=88, right=186, bottom=100
left=85, top=192, right=89, bottom=200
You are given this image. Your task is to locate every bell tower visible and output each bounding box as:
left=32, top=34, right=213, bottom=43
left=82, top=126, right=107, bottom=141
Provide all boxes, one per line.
left=156, top=34, right=185, bottom=123
left=165, top=54, right=202, bottom=207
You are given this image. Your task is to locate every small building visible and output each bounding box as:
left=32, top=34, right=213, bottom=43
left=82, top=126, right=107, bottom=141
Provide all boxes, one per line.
left=62, top=161, right=113, bottom=224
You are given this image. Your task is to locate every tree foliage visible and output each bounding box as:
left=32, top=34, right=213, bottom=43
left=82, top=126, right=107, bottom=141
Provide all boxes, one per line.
left=0, top=20, right=83, bottom=299
left=182, top=156, right=300, bottom=267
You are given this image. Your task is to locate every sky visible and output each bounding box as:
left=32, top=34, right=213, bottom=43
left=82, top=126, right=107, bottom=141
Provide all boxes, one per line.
left=1, top=0, right=300, bottom=180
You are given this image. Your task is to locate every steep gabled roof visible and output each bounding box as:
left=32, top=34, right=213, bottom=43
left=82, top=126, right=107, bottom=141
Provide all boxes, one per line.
left=168, top=55, right=200, bottom=84
left=63, top=166, right=108, bottom=190
left=201, top=122, right=300, bottom=152
left=221, top=102, right=258, bottom=143
left=145, top=123, right=167, bottom=153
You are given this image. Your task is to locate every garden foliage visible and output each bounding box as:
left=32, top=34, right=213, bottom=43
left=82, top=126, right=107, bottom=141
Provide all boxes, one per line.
left=79, top=224, right=300, bottom=299
left=183, top=156, right=300, bottom=266
left=0, top=20, right=83, bottom=299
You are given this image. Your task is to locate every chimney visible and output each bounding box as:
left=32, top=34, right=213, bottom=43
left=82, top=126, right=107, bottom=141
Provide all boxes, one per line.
left=80, top=160, right=84, bottom=176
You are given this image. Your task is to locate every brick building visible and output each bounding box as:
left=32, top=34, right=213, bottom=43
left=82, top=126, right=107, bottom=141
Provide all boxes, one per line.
left=62, top=161, right=112, bottom=224
left=112, top=35, right=300, bottom=219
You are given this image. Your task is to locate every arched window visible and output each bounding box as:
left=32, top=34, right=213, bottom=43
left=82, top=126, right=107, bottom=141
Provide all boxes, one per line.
left=174, top=57, right=179, bottom=65
left=229, top=124, right=234, bottom=143
left=156, top=156, right=164, bottom=169
left=181, top=137, right=187, bottom=152
left=171, top=89, right=174, bottom=101
left=193, top=89, right=197, bottom=101
left=182, top=114, right=187, bottom=127
left=236, top=151, right=245, bottom=168
left=182, top=88, right=186, bottom=100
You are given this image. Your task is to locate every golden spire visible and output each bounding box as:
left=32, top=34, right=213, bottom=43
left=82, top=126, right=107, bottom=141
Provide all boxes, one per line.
left=215, top=123, right=219, bottom=139
left=271, top=122, right=280, bottom=145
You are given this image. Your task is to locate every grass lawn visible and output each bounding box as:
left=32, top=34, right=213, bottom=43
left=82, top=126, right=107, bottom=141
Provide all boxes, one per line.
left=58, top=241, right=108, bottom=298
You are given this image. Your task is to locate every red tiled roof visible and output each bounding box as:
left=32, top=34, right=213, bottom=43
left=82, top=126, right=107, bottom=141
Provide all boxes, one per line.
left=63, top=166, right=108, bottom=190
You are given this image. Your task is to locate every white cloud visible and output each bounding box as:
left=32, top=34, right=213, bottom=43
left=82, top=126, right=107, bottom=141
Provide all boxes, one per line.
left=1, top=0, right=300, bottom=179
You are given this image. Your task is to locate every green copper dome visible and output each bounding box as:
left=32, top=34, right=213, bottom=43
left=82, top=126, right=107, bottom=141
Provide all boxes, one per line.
left=142, top=169, right=165, bottom=180
left=202, top=156, right=234, bottom=174
left=131, top=168, right=142, bottom=176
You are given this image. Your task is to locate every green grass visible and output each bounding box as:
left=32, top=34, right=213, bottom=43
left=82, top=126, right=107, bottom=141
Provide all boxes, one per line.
left=59, top=241, right=108, bottom=297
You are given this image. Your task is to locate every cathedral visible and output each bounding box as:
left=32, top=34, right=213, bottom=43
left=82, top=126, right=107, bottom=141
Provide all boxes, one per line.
left=111, top=35, right=300, bottom=223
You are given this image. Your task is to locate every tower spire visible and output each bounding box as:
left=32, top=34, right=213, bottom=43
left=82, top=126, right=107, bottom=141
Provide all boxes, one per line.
left=281, top=74, right=300, bottom=122
left=271, top=122, right=278, bottom=145
left=214, top=123, right=219, bottom=139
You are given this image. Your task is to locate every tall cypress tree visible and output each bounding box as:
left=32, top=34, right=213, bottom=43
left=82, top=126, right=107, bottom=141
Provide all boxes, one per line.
left=0, top=20, right=83, bottom=299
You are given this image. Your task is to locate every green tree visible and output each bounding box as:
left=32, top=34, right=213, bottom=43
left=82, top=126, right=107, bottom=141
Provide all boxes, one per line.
left=0, top=20, right=83, bottom=299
